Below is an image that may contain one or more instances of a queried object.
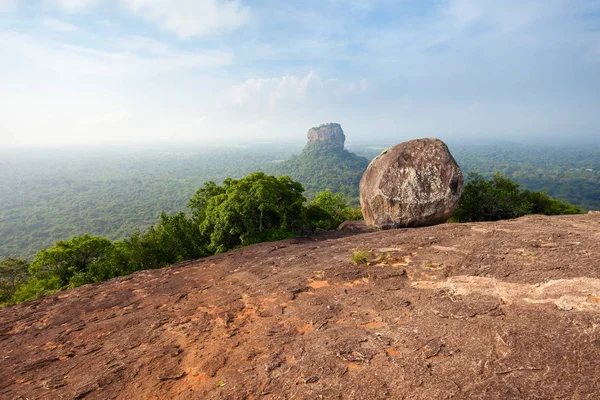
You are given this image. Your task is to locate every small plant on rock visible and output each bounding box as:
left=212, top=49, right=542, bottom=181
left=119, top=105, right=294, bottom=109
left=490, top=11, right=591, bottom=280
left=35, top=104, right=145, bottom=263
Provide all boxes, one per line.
left=352, top=250, right=369, bottom=266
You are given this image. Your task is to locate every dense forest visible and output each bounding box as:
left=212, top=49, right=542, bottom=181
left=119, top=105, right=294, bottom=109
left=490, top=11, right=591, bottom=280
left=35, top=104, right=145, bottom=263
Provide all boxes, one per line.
left=0, top=174, right=362, bottom=306
left=354, top=142, right=600, bottom=211
left=451, top=144, right=600, bottom=211
left=0, top=143, right=299, bottom=259
left=0, top=170, right=580, bottom=307
left=266, top=141, right=369, bottom=203
left=1, top=141, right=599, bottom=260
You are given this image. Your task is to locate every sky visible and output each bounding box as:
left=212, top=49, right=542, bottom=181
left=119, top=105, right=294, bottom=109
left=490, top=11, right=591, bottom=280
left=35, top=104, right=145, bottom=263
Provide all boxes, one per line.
left=0, top=0, right=599, bottom=146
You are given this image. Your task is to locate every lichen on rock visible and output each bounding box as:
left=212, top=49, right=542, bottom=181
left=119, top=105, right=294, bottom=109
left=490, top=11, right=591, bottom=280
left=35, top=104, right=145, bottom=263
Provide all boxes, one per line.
left=360, top=138, right=463, bottom=229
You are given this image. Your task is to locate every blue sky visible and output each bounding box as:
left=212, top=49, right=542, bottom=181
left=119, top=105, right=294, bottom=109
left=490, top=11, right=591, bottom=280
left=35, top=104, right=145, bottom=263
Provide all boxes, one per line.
left=0, top=0, right=599, bottom=145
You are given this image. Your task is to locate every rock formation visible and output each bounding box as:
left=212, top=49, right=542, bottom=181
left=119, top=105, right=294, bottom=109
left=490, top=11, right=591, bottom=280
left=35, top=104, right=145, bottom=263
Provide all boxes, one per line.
left=360, top=138, right=463, bottom=229
left=2, top=214, right=600, bottom=399
left=268, top=123, right=368, bottom=200
left=306, top=123, right=345, bottom=150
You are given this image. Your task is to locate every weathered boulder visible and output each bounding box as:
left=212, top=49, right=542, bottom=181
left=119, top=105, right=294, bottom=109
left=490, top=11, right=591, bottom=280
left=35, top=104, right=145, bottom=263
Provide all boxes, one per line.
left=307, top=123, right=345, bottom=150
left=337, top=220, right=369, bottom=231
left=360, top=138, right=463, bottom=229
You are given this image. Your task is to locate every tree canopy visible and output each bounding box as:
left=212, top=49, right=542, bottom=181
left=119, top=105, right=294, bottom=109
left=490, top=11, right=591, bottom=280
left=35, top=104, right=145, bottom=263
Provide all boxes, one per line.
left=191, top=172, right=307, bottom=253
left=452, top=172, right=584, bottom=222
left=0, top=169, right=586, bottom=308
left=2, top=173, right=357, bottom=307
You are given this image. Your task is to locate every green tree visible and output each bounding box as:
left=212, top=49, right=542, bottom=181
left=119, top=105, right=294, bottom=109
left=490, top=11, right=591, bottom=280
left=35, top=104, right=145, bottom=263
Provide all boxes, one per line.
left=28, top=235, right=114, bottom=288
left=0, top=258, right=30, bottom=305
left=266, top=140, right=370, bottom=204
left=523, top=190, right=583, bottom=215
left=188, top=181, right=226, bottom=223
left=307, top=191, right=363, bottom=230
left=190, top=172, right=306, bottom=253
left=111, top=212, right=208, bottom=275
left=453, top=172, right=583, bottom=222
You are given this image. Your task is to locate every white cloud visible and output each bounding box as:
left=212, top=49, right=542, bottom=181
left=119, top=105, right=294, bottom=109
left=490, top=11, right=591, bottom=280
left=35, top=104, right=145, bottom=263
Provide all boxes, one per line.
left=0, top=32, right=233, bottom=78
left=228, top=72, right=370, bottom=109
left=117, top=36, right=172, bottom=55
left=229, top=71, right=322, bottom=107
left=46, top=0, right=100, bottom=14
left=40, top=17, right=80, bottom=32
left=446, top=0, right=483, bottom=25
left=122, top=0, right=251, bottom=38
left=0, top=0, right=16, bottom=12
left=40, top=0, right=251, bottom=38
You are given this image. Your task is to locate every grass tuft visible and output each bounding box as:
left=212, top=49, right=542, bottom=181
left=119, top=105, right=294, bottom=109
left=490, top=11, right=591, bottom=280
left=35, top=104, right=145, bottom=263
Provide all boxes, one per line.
left=352, top=250, right=369, bottom=266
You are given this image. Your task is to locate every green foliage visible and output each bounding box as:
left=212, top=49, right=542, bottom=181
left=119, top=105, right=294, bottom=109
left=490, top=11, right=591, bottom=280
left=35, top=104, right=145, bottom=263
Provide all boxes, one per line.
left=3, top=142, right=598, bottom=260
left=307, top=191, right=363, bottom=230
left=3, top=172, right=359, bottom=305
left=352, top=250, right=369, bottom=266
left=451, top=144, right=600, bottom=211
left=267, top=141, right=370, bottom=204
left=453, top=172, right=584, bottom=222
left=26, top=235, right=114, bottom=297
left=191, top=173, right=306, bottom=253
left=0, top=144, right=297, bottom=259
left=12, top=276, right=63, bottom=303
left=0, top=258, right=30, bottom=305
left=523, top=190, right=584, bottom=215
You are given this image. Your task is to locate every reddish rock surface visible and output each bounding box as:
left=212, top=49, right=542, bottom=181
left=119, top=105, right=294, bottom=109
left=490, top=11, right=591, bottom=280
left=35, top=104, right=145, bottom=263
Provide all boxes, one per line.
left=2, top=214, right=600, bottom=399
left=307, top=123, right=345, bottom=149
left=360, top=138, right=463, bottom=229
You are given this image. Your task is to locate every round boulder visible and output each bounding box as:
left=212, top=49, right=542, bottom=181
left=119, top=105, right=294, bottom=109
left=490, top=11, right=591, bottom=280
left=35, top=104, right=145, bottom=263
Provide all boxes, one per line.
left=360, top=138, right=463, bottom=229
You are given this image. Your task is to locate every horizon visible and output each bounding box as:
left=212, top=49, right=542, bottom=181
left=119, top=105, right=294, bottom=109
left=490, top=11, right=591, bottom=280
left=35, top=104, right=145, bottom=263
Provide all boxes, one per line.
left=1, top=132, right=600, bottom=153
left=1, top=0, right=600, bottom=146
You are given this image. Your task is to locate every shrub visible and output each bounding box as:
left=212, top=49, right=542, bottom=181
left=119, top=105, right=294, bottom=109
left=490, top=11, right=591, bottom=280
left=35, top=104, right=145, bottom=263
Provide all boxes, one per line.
left=352, top=250, right=369, bottom=265
left=452, top=172, right=583, bottom=222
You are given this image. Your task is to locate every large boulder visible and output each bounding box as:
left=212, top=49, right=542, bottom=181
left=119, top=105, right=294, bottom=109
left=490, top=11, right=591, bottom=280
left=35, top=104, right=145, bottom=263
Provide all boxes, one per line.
left=360, top=138, right=463, bottom=229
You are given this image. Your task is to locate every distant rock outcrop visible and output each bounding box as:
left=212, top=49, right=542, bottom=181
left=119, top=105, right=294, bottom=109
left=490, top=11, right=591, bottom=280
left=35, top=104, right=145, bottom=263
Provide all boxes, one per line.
left=267, top=123, right=369, bottom=201
left=306, top=123, right=345, bottom=150
left=360, top=138, right=463, bottom=229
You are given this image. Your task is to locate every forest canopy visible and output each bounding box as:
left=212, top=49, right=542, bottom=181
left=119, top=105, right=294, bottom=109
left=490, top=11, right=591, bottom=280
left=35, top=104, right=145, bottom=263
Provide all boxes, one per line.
left=0, top=169, right=587, bottom=308
left=1, top=143, right=598, bottom=259
left=1, top=173, right=362, bottom=306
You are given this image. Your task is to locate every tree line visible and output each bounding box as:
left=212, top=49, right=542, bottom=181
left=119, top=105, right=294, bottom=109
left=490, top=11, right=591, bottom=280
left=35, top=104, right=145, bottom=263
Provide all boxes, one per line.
left=1, top=171, right=583, bottom=307
left=0, top=173, right=361, bottom=306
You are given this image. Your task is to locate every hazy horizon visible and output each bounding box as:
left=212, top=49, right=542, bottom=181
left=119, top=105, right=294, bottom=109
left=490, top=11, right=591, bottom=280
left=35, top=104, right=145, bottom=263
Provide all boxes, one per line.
left=1, top=132, right=599, bottom=152
left=1, top=0, right=599, bottom=146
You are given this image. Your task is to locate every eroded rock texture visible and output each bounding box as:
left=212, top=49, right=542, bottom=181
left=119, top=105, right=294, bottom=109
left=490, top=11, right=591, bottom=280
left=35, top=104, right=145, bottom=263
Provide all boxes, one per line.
left=360, top=138, right=463, bottom=229
left=2, top=214, right=600, bottom=399
left=307, top=123, right=345, bottom=149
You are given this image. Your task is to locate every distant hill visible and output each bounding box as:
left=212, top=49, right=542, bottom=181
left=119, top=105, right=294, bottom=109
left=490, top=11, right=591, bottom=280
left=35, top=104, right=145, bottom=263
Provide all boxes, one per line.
left=267, top=123, right=370, bottom=203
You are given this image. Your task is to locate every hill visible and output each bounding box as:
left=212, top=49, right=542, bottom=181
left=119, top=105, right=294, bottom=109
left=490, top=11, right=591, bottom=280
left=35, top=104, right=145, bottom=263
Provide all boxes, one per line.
left=267, top=123, right=370, bottom=203
left=1, top=214, right=600, bottom=399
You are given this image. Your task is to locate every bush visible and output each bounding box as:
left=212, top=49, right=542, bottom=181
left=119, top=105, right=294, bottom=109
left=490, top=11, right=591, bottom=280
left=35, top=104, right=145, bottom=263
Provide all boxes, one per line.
left=0, top=258, right=30, bottom=305
left=453, top=172, right=584, bottom=222
left=307, top=191, right=363, bottom=230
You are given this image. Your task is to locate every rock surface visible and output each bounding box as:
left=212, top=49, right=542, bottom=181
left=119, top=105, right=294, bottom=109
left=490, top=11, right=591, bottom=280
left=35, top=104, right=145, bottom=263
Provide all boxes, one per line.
left=2, top=214, right=600, bottom=399
left=307, top=123, right=345, bottom=149
left=360, top=138, right=463, bottom=229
